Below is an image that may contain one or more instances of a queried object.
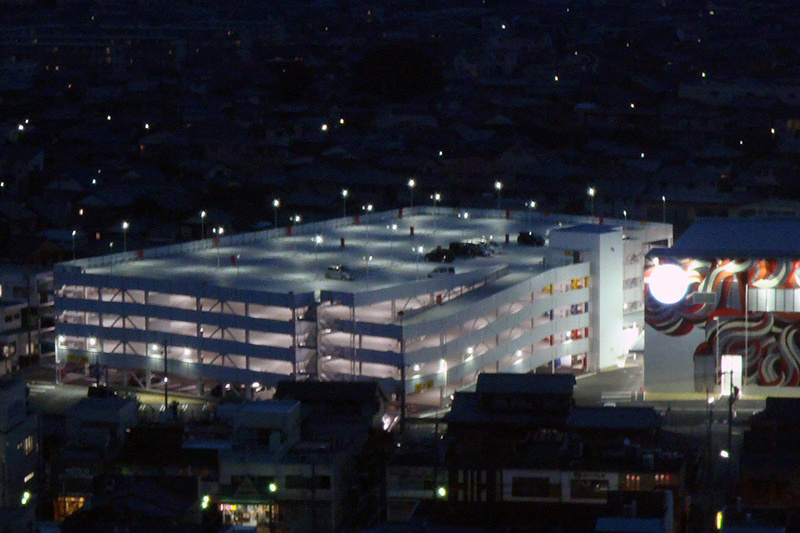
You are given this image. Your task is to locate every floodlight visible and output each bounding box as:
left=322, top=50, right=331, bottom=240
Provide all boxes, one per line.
left=648, top=263, right=689, bottom=304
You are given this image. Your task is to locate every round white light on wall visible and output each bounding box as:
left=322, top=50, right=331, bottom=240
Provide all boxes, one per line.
left=648, top=263, right=689, bottom=304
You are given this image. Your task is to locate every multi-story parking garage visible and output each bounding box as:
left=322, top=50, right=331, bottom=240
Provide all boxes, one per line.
left=53, top=207, right=671, bottom=408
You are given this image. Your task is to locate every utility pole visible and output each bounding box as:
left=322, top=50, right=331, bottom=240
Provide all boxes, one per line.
left=727, top=370, right=739, bottom=495
left=707, top=389, right=714, bottom=477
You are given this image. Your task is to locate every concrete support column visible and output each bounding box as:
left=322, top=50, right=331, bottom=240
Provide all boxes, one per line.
left=196, top=297, right=204, bottom=395
left=291, top=307, right=298, bottom=375
left=144, top=290, right=150, bottom=335
left=122, top=290, right=127, bottom=356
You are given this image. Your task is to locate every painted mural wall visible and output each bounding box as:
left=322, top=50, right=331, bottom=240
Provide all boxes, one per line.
left=645, top=257, right=800, bottom=388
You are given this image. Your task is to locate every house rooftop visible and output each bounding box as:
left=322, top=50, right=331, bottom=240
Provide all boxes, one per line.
left=568, top=406, right=663, bottom=430
left=476, top=372, right=576, bottom=395
left=0, top=377, right=25, bottom=391
left=274, top=380, right=382, bottom=402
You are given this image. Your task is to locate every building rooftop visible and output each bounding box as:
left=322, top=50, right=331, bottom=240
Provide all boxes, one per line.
left=477, top=372, right=576, bottom=395
left=568, top=406, right=663, bottom=430
left=275, top=380, right=382, bottom=402
left=237, top=399, right=299, bottom=415
left=61, top=208, right=643, bottom=296
left=554, top=223, right=621, bottom=235
left=0, top=377, right=25, bottom=392
left=652, top=217, right=800, bottom=259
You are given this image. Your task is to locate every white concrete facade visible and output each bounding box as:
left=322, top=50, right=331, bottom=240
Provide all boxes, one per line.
left=53, top=208, right=671, bottom=404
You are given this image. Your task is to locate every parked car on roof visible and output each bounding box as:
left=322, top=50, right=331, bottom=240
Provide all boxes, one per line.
left=449, top=241, right=486, bottom=258
left=425, top=247, right=455, bottom=263
left=325, top=264, right=354, bottom=280
left=517, top=231, right=545, bottom=246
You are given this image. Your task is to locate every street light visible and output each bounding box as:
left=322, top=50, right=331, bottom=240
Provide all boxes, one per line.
left=109, top=242, right=114, bottom=274
left=341, top=188, right=348, bottom=218
left=588, top=187, right=596, bottom=216
left=200, top=210, right=206, bottom=240
left=661, top=195, right=666, bottom=223
left=494, top=180, right=503, bottom=209
left=623, top=209, right=627, bottom=230
left=272, top=199, right=280, bottom=229
left=408, top=178, right=416, bottom=209
left=71, top=230, right=77, bottom=260
left=415, top=245, right=424, bottom=280
left=268, top=482, right=278, bottom=533
left=122, top=220, right=129, bottom=252
left=707, top=392, right=715, bottom=477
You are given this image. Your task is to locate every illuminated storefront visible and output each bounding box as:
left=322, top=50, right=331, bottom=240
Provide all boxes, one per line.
left=219, top=478, right=279, bottom=530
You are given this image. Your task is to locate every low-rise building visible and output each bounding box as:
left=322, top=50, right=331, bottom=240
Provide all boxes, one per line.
left=386, top=373, right=693, bottom=532
left=53, top=396, right=137, bottom=521
left=217, top=380, right=387, bottom=533
left=0, top=378, right=38, bottom=508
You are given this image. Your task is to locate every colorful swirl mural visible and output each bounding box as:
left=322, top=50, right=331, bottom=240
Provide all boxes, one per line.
left=646, top=258, right=800, bottom=387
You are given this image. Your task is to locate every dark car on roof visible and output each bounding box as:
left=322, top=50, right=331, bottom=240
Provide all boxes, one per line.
left=449, top=241, right=486, bottom=258
left=425, top=247, right=455, bottom=263
left=517, top=232, right=545, bottom=246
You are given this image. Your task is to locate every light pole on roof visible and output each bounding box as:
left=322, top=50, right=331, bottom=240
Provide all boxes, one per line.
left=494, top=180, right=503, bottom=210
left=388, top=223, right=398, bottom=266
left=431, top=192, right=440, bottom=213
left=408, top=178, right=416, bottom=209
left=362, top=204, right=373, bottom=247
left=71, top=230, right=77, bottom=261
left=527, top=200, right=536, bottom=229
left=213, top=227, right=224, bottom=268
left=292, top=215, right=301, bottom=253
left=122, top=221, right=129, bottom=252
left=364, top=255, right=373, bottom=288
left=314, top=234, right=323, bottom=259
left=431, top=193, right=441, bottom=234
left=341, top=189, right=348, bottom=218
left=588, top=186, right=596, bottom=217
left=200, top=210, right=206, bottom=240
left=661, top=195, right=666, bottom=223
left=272, top=199, right=280, bottom=229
